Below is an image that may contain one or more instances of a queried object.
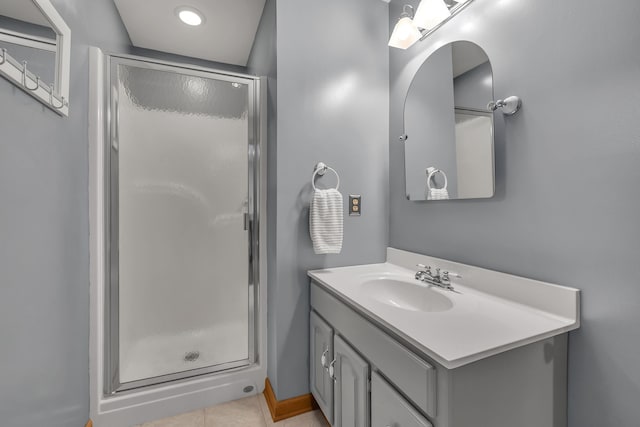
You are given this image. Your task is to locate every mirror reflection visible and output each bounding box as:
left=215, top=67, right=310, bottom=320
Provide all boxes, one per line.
left=0, top=0, right=70, bottom=116
left=403, top=41, right=495, bottom=201
left=0, top=1, right=57, bottom=86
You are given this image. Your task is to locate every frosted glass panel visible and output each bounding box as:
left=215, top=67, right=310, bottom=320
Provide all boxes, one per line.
left=115, top=64, right=250, bottom=384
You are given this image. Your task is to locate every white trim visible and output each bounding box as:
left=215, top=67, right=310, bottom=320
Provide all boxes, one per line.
left=106, top=50, right=255, bottom=80
left=33, top=0, right=70, bottom=112
left=88, top=46, right=104, bottom=424
left=0, top=29, right=57, bottom=51
left=89, top=47, right=268, bottom=427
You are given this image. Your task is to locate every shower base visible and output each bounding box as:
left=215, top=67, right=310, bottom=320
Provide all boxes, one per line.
left=92, top=361, right=265, bottom=427
left=120, top=321, right=248, bottom=384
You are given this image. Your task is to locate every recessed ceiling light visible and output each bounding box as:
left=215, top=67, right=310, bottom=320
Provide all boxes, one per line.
left=175, top=6, right=204, bottom=26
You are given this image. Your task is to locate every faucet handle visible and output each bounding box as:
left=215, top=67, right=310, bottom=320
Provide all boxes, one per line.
left=441, top=271, right=462, bottom=285
left=442, top=271, right=462, bottom=278
left=416, top=264, right=432, bottom=274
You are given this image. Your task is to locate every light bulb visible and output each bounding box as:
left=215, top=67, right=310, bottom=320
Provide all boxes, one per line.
left=413, top=0, right=451, bottom=30
left=388, top=17, right=421, bottom=49
left=396, top=22, right=412, bottom=40
left=176, top=7, right=204, bottom=26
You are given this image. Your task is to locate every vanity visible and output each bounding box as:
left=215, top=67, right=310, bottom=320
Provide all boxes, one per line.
left=308, top=248, right=580, bottom=427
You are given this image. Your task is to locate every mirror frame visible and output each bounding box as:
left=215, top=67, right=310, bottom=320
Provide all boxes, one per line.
left=0, top=0, right=70, bottom=116
left=401, top=40, right=495, bottom=201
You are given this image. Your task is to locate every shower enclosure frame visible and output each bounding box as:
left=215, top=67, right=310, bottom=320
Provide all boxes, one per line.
left=104, top=55, right=259, bottom=395
left=89, top=47, right=268, bottom=427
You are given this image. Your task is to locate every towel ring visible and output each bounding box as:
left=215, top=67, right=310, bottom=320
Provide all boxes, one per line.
left=426, top=169, right=448, bottom=191
left=312, top=162, right=340, bottom=191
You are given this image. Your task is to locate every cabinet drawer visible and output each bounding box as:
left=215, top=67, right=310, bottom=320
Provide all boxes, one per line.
left=311, top=283, right=437, bottom=418
left=372, top=372, right=433, bottom=427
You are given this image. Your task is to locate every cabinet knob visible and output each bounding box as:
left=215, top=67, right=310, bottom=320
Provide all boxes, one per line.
left=320, top=348, right=329, bottom=369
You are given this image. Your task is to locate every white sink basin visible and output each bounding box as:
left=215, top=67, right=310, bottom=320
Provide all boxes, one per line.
left=361, top=278, right=453, bottom=312
left=308, top=249, right=580, bottom=368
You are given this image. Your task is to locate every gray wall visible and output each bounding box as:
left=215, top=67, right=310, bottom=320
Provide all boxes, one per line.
left=270, top=0, right=389, bottom=399
left=388, top=0, right=640, bottom=425
left=247, top=0, right=279, bottom=396
left=453, top=60, right=491, bottom=110
left=0, top=1, right=130, bottom=426
left=404, top=44, right=457, bottom=199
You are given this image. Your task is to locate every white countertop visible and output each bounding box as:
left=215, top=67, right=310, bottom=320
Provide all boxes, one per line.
left=308, top=248, right=580, bottom=369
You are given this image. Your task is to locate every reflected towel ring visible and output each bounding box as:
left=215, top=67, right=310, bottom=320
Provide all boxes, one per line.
left=426, top=168, right=448, bottom=190
left=0, top=49, right=6, bottom=65
left=312, top=162, right=340, bottom=191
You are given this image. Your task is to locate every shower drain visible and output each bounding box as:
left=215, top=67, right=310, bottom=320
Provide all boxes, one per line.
left=184, top=351, right=200, bottom=362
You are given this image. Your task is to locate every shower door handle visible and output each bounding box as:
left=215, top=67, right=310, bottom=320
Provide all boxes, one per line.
left=246, top=212, right=254, bottom=280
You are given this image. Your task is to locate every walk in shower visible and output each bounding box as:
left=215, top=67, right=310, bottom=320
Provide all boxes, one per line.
left=89, top=49, right=266, bottom=426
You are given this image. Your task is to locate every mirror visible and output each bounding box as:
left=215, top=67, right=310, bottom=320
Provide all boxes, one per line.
left=403, top=41, right=494, bottom=201
left=0, top=0, right=70, bottom=116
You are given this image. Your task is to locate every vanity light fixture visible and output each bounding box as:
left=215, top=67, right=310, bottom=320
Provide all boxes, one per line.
left=176, top=6, right=205, bottom=26
left=413, top=0, right=451, bottom=31
left=389, top=0, right=470, bottom=49
left=388, top=5, right=422, bottom=49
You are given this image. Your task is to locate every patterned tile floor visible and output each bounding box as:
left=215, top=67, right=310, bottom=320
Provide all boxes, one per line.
left=133, top=394, right=330, bottom=427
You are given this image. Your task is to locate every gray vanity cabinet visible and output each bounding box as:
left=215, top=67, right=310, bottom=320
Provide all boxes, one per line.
left=310, top=311, right=369, bottom=427
left=334, top=335, right=369, bottom=427
left=310, top=311, right=334, bottom=424
left=371, top=372, right=432, bottom=427
left=310, top=280, right=570, bottom=427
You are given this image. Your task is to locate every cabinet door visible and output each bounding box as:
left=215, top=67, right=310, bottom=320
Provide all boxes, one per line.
left=334, top=335, right=369, bottom=427
left=310, top=311, right=334, bottom=424
left=371, top=372, right=433, bottom=427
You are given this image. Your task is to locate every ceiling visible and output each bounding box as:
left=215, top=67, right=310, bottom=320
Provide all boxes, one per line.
left=113, top=0, right=266, bottom=67
left=0, top=0, right=52, bottom=27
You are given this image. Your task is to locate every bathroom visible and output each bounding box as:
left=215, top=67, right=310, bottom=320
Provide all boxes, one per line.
left=0, top=0, right=639, bottom=426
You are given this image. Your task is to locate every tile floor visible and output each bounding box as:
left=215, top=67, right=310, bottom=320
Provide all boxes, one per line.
left=133, top=393, right=330, bottom=427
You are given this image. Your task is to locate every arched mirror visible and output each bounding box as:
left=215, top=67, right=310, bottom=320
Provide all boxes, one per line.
left=403, top=41, right=494, bottom=201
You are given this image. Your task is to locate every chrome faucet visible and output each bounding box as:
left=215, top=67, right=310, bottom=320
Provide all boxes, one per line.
left=415, top=264, right=432, bottom=281
left=415, top=264, right=460, bottom=291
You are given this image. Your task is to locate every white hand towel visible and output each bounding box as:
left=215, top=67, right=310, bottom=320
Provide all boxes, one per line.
left=428, top=188, right=450, bottom=200
left=309, top=188, right=343, bottom=254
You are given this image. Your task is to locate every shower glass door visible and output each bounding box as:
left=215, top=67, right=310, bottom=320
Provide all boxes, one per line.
left=106, top=56, right=258, bottom=393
